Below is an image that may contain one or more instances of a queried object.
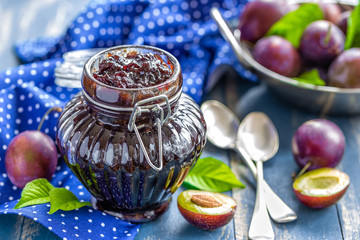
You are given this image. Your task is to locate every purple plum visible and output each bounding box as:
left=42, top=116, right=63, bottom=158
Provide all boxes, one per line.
left=336, top=11, right=350, bottom=35
left=5, top=131, right=58, bottom=189
left=292, top=119, right=345, bottom=171
left=320, top=3, right=342, bottom=24
left=238, top=0, right=287, bottom=43
left=300, top=20, right=345, bottom=67
left=253, top=36, right=301, bottom=77
left=328, top=48, right=360, bottom=88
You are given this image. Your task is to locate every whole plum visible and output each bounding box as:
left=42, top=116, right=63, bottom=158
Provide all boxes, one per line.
left=238, top=0, right=287, bottom=43
left=328, top=48, right=360, bottom=88
left=253, top=36, right=301, bottom=77
left=300, top=20, right=345, bottom=67
left=5, top=131, right=58, bottom=188
left=320, top=3, right=342, bottom=24
left=292, top=119, right=345, bottom=171
left=336, top=11, right=350, bottom=35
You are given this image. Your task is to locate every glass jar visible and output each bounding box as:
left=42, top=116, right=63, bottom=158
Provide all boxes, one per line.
left=56, top=45, right=207, bottom=222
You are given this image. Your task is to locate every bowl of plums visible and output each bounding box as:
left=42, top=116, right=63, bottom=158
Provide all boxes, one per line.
left=212, top=0, right=360, bottom=115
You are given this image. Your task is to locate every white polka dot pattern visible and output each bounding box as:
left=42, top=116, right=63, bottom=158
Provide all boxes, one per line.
left=1, top=0, right=254, bottom=239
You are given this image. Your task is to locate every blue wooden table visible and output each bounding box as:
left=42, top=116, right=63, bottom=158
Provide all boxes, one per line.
left=1, top=1, right=360, bottom=239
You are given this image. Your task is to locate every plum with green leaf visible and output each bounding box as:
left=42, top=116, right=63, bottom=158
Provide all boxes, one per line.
left=253, top=36, right=301, bottom=77
left=266, top=3, right=324, bottom=48
left=5, top=107, right=62, bottom=188
left=299, top=20, right=345, bottom=67
left=293, top=168, right=349, bottom=208
left=177, top=190, right=236, bottom=230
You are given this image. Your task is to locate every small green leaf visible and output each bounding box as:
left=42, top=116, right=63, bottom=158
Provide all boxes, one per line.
left=48, top=188, right=91, bottom=214
left=266, top=3, right=323, bottom=48
left=184, top=157, right=245, bottom=192
left=345, top=1, right=360, bottom=49
left=14, top=178, right=54, bottom=209
left=293, top=69, right=326, bottom=86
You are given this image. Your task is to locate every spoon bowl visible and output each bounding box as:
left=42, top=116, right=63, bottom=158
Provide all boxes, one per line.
left=238, top=112, right=279, bottom=162
left=201, top=100, right=240, bottom=150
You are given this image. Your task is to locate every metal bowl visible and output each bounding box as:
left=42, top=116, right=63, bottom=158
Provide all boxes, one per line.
left=211, top=1, right=359, bottom=116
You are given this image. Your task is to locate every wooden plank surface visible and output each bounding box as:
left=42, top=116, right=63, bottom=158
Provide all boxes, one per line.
left=336, top=118, right=360, bottom=240
left=0, top=215, right=60, bottom=240
left=0, top=214, right=23, bottom=240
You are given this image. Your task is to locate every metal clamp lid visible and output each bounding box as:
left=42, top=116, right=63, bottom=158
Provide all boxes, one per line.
left=127, top=95, right=171, bottom=171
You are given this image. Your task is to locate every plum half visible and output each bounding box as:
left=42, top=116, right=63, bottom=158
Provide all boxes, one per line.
left=293, top=168, right=349, bottom=208
left=177, top=190, right=236, bottom=230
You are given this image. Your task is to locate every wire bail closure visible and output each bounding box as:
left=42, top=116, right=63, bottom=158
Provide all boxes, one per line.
left=128, top=95, right=171, bottom=171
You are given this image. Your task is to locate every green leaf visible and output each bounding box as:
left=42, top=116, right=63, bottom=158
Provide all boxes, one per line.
left=184, top=157, right=245, bottom=192
left=266, top=3, right=323, bottom=48
left=293, top=69, right=326, bottom=86
left=48, top=188, right=91, bottom=214
left=14, top=178, right=54, bottom=209
left=345, top=1, right=360, bottom=49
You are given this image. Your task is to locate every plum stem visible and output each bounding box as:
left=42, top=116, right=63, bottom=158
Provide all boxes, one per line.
left=37, top=107, right=62, bottom=132
left=323, top=23, right=332, bottom=46
left=295, top=162, right=312, bottom=180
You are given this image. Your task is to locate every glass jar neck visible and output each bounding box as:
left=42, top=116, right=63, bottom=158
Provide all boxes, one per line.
left=82, top=87, right=182, bottom=119
left=81, top=45, right=183, bottom=123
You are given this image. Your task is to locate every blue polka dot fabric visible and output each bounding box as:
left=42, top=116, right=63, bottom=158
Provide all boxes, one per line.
left=0, top=0, right=254, bottom=239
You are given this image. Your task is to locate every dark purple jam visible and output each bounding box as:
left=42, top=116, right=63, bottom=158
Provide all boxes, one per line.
left=92, top=51, right=173, bottom=88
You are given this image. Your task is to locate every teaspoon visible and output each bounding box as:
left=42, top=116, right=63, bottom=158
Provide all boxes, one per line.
left=201, top=100, right=297, bottom=223
left=238, top=112, right=278, bottom=239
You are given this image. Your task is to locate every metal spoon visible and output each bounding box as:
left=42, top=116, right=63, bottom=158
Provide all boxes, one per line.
left=238, top=112, right=277, bottom=239
left=201, top=100, right=297, bottom=223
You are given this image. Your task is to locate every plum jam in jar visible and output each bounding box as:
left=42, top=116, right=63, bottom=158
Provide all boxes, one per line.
left=56, top=45, right=207, bottom=222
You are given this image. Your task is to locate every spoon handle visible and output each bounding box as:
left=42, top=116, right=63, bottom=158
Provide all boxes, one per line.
left=210, top=7, right=252, bottom=69
left=236, top=146, right=297, bottom=223
left=249, top=161, right=274, bottom=240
